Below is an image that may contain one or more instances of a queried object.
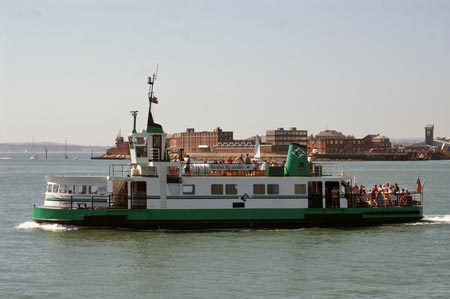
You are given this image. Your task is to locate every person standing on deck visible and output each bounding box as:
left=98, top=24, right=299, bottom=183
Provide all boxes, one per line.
left=184, top=155, right=191, bottom=174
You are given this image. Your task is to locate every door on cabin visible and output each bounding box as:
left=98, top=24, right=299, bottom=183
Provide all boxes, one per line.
left=131, top=181, right=147, bottom=209
left=112, top=179, right=128, bottom=209
left=308, top=181, right=323, bottom=208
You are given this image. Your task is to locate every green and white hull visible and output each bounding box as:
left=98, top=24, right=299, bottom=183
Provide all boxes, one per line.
left=32, top=206, right=423, bottom=230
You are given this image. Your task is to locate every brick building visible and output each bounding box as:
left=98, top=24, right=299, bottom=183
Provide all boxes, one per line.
left=167, top=127, right=233, bottom=153
left=307, top=130, right=391, bottom=154
left=265, top=127, right=308, bottom=154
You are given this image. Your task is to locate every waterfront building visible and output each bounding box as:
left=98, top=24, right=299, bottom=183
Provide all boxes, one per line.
left=425, top=124, right=434, bottom=146
left=307, top=130, right=391, bottom=154
left=167, top=127, right=233, bottom=153
left=265, top=127, right=308, bottom=154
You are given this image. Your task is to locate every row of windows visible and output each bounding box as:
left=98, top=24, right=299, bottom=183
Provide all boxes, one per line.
left=182, top=184, right=307, bottom=195
left=267, top=131, right=307, bottom=136
left=47, top=183, right=105, bottom=195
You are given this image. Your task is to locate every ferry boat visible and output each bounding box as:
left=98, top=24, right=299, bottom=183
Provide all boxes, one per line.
left=32, top=75, right=424, bottom=230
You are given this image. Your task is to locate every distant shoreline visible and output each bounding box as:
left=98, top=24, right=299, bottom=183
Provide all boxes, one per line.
left=0, top=142, right=107, bottom=153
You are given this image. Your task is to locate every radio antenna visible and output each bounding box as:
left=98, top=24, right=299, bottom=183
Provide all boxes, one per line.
left=146, top=64, right=163, bottom=132
left=148, top=64, right=159, bottom=100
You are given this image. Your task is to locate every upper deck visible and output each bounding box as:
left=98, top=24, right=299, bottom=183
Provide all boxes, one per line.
left=108, top=161, right=344, bottom=178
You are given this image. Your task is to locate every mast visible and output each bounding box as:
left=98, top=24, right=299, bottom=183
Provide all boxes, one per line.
left=65, top=140, right=69, bottom=159
left=254, top=135, right=261, bottom=159
left=147, top=65, right=163, bottom=133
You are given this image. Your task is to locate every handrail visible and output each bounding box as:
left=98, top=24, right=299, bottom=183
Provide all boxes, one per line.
left=109, top=164, right=131, bottom=177
left=68, top=194, right=111, bottom=210
left=149, top=148, right=160, bottom=161
left=349, top=191, right=423, bottom=208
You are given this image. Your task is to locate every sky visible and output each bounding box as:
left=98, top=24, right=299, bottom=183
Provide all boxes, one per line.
left=1, top=0, right=450, bottom=146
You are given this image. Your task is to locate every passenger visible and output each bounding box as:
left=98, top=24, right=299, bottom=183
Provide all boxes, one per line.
left=398, top=188, right=406, bottom=206
left=394, top=183, right=400, bottom=193
left=331, top=186, right=339, bottom=208
left=351, top=183, right=359, bottom=208
left=184, top=155, right=191, bottom=175
left=252, top=160, right=259, bottom=175
left=235, top=154, right=244, bottom=164
left=261, top=160, right=268, bottom=171
left=386, top=186, right=394, bottom=206
left=371, top=185, right=378, bottom=193
left=343, top=182, right=352, bottom=207
left=244, top=153, right=252, bottom=164
left=390, top=184, right=399, bottom=206
left=359, top=185, right=369, bottom=206
left=377, top=190, right=385, bottom=207
left=370, top=186, right=377, bottom=205
left=352, top=183, right=359, bottom=194
left=226, top=156, right=233, bottom=164
left=404, top=188, right=412, bottom=206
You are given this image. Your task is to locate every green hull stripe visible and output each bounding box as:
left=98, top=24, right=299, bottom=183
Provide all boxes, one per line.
left=32, top=206, right=423, bottom=222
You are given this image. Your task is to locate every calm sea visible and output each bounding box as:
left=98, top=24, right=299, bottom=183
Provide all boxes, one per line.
left=1, top=153, right=450, bottom=299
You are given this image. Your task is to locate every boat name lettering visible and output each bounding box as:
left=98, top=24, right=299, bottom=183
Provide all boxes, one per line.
left=208, top=164, right=254, bottom=171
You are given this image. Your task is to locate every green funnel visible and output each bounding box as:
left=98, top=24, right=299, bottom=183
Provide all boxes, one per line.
left=284, top=143, right=311, bottom=176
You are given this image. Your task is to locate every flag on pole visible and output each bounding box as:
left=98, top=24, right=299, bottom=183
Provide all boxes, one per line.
left=416, top=177, right=422, bottom=193
left=150, top=96, right=158, bottom=104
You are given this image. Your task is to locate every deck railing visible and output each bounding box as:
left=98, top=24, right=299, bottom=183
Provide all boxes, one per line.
left=60, top=191, right=422, bottom=210
left=63, top=195, right=111, bottom=210
left=109, top=164, right=131, bottom=177
left=348, top=191, right=423, bottom=208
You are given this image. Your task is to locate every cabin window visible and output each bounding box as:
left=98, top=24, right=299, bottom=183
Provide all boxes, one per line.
left=89, top=186, right=98, bottom=194
left=76, top=185, right=87, bottom=194
left=253, top=184, right=265, bottom=195
left=168, top=166, right=180, bottom=176
left=225, top=184, right=238, bottom=195
left=295, top=184, right=307, bottom=195
left=267, top=184, right=279, bottom=194
left=98, top=186, right=107, bottom=195
left=182, top=184, right=195, bottom=195
left=47, top=184, right=52, bottom=193
left=211, top=184, right=223, bottom=195
left=136, top=146, right=147, bottom=158
left=60, top=185, right=67, bottom=193
left=68, top=185, right=75, bottom=194
left=52, top=184, right=59, bottom=193
left=153, top=135, right=162, bottom=147
left=135, top=137, right=148, bottom=157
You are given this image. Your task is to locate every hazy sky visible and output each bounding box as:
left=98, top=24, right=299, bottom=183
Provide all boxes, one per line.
left=2, top=0, right=450, bottom=146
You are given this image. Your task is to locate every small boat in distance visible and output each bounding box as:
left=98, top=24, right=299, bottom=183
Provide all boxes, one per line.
left=32, top=74, right=424, bottom=230
left=30, top=138, right=38, bottom=160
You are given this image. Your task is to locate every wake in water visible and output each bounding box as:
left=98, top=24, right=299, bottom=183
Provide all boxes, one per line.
left=422, top=215, right=450, bottom=224
left=16, top=221, right=80, bottom=232
left=405, top=215, right=450, bottom=226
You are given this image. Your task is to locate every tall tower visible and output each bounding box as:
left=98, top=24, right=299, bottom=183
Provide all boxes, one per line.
left=425, top=124, right=434, bottom=146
